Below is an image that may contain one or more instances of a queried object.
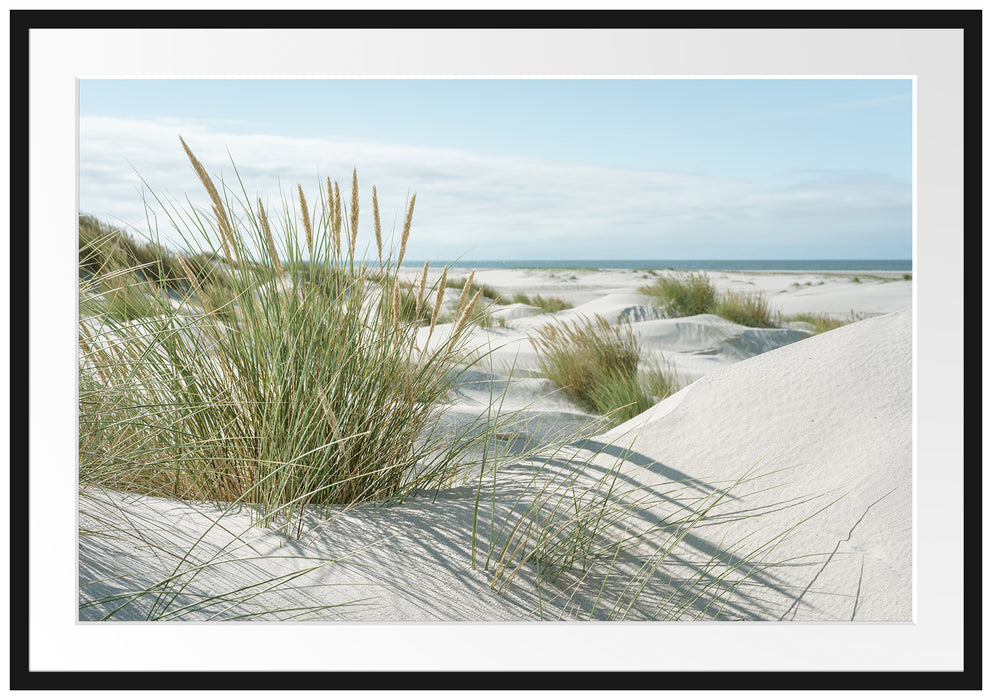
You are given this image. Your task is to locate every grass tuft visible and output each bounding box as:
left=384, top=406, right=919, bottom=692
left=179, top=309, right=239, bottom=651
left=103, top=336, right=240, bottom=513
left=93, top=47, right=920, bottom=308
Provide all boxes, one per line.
left=529, top=316, right=682, bottom=426
left=639, top=272, right=716, bottom=317
left=640, top=272, right=776, bottom=328
left=511, top=293, right=573, bottom=313
left=783, top=310, right=871, bottom=335
left=710, top=290, right=776, bottom=328
left=79, top=139, right=513, bottom=536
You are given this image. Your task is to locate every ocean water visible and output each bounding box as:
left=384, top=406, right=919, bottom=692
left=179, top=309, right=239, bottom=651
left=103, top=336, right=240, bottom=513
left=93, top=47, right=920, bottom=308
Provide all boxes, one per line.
left=402, top=259, right=913, bottom=272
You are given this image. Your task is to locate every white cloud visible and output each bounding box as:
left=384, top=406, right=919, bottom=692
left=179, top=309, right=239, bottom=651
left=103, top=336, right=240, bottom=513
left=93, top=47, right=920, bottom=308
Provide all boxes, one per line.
left=79, top=116, right=911, bottom=260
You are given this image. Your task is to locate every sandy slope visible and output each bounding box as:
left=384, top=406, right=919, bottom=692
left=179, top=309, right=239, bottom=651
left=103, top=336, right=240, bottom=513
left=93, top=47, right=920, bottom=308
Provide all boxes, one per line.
left=595, top=306, right=912, bottom=621
left=79, top=270, right=912, bottom=622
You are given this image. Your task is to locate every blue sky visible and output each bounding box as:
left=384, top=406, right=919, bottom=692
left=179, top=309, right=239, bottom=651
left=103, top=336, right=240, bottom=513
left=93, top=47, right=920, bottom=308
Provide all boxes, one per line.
left=79, top=78, right=913, bottom=260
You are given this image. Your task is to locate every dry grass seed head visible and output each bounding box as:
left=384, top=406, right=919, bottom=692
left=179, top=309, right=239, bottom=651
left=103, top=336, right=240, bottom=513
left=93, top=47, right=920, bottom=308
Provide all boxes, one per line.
left=397, top=194, right=415, bottom=269
left=179, top=137, right=237, bottom=268
left=179, top=137, right=221, bottom=210
left=349, top=169, right=359, bottom=257
left=332, top=180, right=343, bottom=257
left=327, top=177, right=341, bottom=257
left=257, top=198, right=284, bottom=277
left=298, top=185, right=313, bottom=259
left=457, top=270, right=476, bottom=312
left=372, top=186, right=382, bottom=262
left=430, top=267, right=448, bottom=335
left=416, top=260, right=429, bottom=315
left=455, top=288, right=484, bottom=333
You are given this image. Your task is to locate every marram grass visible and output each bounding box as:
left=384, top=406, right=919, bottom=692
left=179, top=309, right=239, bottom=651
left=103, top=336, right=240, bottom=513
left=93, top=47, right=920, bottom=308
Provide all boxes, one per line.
left=711, top=290, right=776, bottom=328
left=511, top=292, right=574, bottom=314
left=640, top=271, right=777, bottom=328
left=529, top=315, right=683, bottom=426
left=784, top=310, right=871, bottom=335
left=639, top=271, right=716, bottom=317
left=79, top=139, right=508, bottom=534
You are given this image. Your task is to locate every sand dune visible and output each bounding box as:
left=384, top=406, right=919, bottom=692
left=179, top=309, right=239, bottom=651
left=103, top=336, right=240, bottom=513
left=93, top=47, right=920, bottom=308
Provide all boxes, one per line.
left=598, top=306, right=912, bottom=620
left=79, top=269, right=912, bottom=622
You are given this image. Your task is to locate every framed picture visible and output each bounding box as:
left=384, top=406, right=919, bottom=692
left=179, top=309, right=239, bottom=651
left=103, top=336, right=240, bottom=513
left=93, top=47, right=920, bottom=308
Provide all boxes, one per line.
left=13, top=8, right=978, bottom=691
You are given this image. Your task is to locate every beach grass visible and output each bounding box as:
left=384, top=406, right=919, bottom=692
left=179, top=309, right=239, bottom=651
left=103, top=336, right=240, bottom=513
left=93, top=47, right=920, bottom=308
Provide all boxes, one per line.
left=640, top=271, right=776, bottom=327
left=511, top=292, right=574, bottom=313
left=639, top=271, right=716, bottom=317
left=529, top=315, right=682, bottom=426
left=642, top=358, right=684, bottom=402
left=783, top=310, right=871, bottom=335
left=79, top=215, right=189, bottom=290
left=710, top=290, right=777, bottom=328
left=476, top=443, right=841, bottom=621
left=78, top=139, right=508, bottom=537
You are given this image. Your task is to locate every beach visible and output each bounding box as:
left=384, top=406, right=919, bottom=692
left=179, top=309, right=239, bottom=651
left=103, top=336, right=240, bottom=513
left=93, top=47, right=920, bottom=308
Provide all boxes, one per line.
left=79, top=266, right=912, bottom=623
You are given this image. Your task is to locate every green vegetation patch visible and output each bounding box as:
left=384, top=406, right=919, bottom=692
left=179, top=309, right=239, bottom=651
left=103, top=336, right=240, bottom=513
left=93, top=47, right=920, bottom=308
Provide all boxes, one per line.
left=640, top=272, right=776, bottom=328
left=639, top=271, right=716, bottom=317
left=511, top=292, right=574, bottom=313
left=784, top=310, right=871, bottom=335
left=710, top=290, right=776, bottom=328
left=530, top=315, right=682, bottom=426
left=79, top=141, right=499, bottom=535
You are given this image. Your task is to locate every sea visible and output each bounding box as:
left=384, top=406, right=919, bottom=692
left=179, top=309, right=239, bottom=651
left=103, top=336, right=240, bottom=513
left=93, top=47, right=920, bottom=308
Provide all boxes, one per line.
left=401, top=259, right=912, bottom=272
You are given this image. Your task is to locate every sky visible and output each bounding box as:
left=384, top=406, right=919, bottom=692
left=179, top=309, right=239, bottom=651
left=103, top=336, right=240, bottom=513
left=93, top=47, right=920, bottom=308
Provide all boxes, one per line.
left=78, top=78, right=913, bottom=261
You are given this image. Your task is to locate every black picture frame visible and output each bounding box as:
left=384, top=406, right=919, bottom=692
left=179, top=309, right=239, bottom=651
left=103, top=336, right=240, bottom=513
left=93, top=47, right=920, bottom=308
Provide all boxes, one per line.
left=10, top=8, right=980, bottom=692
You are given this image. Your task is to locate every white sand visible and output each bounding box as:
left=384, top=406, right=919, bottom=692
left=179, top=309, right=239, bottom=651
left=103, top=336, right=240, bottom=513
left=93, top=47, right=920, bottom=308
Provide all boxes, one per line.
left=412, top=267, right=910, bottom=385
left=79, top=269, right=912, bottom=622
left=405, top=266, right=910, bottom=316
